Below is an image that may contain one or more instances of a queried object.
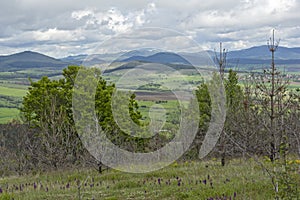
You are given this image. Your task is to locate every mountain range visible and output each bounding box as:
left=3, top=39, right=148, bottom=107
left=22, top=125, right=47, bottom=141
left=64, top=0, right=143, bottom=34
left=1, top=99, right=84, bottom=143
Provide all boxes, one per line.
left=1, top=45, right=300, bottom=72
left=0, top=51, right=68, bottom=72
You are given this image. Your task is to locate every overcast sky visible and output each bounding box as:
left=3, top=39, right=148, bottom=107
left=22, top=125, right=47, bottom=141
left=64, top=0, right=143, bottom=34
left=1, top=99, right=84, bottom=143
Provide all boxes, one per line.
left=0, top=0, right=299, bottom=57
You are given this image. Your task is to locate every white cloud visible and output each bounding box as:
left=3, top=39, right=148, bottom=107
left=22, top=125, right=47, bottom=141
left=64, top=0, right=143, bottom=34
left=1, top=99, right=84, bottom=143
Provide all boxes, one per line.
left=71, top=10, right=94, bottom=20
left=71, top=3, right=157, bottom=34
left=32, top=28, right=85, bottom=42
left=0, top=0, right=300, bottom=56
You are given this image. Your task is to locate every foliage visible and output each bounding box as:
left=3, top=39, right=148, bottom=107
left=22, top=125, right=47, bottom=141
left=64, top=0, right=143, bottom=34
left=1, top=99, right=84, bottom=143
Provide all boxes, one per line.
left=20, top=65, right=143, bottom=169
left=195, top=82, right=211, bottom=132
left=193, top=70, right=243, bottom=162
left=224, top=69, right=243, bottom=109
left=273, top=138, right=300, bottom=199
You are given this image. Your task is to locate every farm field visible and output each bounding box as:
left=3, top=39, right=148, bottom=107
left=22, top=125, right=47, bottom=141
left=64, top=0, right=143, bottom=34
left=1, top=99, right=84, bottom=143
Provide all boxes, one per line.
left=0, top=65, right=299, bottom=124
left=0, top=84, right=27, bottom=123
left=0, top=67, right=61, bottom=123
left=0, top=86, right=27, bottom=97
left=0, top=108, right=19, bottom=124
left=0, top=159, right=277, bottom=200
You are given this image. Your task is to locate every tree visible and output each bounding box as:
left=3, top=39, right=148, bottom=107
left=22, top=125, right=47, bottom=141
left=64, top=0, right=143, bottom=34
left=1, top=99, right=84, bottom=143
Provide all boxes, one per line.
left=194, top=69, right=242, bottom=164
left=193, top=81, right=211, bottom=156
left=215, top=42, right=227, bottom=79
left=192, top=43, right=228, bottom=163
left=21, top=72, right=81, bottom=168
left=249, top=30, right=300, bottom=199
left=230, top=73, right=265, bottom=159
left=254, top=30, right=290, bottom=162
left=288, top=88, right=300, bottom=157
left=21, top=65, right=143, bottom=171
left=221, top=69, right=243, bottom=163
left=0, top=121, right=35, bottom=175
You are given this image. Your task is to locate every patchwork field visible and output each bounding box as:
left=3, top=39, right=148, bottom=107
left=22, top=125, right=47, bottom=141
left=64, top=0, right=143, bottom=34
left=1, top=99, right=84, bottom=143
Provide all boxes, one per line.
left=0, top=63, right=299, bottom=124
left=0, top=66, right=64, bottom=123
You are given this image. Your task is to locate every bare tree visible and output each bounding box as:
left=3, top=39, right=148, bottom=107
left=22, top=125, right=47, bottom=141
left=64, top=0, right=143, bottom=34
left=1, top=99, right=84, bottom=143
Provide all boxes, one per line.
left=0, top=121, right=36, bottom=175
left=255, top=30, right=291, bottom=162
left=287, top=89, right=300, bottom=158
left=215, top=42, right=227, bottom=79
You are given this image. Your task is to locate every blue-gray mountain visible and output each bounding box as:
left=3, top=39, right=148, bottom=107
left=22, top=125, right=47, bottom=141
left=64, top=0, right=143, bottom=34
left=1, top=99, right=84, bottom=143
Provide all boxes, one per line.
left=1, top=46, right=300, bottom=72
left=0, top=51, right=68, bottom=72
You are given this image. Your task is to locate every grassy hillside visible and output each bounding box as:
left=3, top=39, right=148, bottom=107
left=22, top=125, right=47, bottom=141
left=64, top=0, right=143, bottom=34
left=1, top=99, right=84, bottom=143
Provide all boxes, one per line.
left=0, top=159, right=278, bottom=200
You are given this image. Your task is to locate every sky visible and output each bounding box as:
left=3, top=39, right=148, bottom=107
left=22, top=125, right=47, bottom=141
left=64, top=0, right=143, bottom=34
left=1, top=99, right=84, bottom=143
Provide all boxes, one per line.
left=0, top=0, right=299, bottom=57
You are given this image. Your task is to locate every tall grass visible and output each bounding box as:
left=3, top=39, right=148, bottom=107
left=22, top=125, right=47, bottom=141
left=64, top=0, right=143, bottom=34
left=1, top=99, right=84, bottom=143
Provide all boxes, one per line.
left=0, top=159, right=277, bottom=200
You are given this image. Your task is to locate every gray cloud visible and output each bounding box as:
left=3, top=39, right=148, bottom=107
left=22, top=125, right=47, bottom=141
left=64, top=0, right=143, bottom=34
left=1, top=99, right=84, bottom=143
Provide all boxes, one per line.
left=0, top=0, right=299, bottom=57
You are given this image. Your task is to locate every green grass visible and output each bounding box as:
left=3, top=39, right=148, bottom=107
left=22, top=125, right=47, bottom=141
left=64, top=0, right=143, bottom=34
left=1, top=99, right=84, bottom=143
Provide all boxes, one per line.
left=0, top=84, right=26, bottom=123
left=0, top=86, right=27, bottom=97
left=0, top=108, right=20, bottom=123
left=138, top=100, right=181, bottom=129
left=0, top=83, right=29, bottom=90
left=0, top=159, right=277, bottom=200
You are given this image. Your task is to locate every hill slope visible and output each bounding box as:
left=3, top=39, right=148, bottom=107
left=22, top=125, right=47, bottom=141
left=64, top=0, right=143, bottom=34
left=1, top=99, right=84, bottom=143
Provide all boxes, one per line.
left=0, top=51, right=69, bottom=71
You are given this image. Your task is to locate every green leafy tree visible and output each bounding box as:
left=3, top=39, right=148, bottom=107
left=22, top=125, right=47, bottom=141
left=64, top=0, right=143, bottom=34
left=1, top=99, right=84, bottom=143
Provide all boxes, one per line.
left=21, top=65, right=142, bottom=170
left=225, top=69, right=243, bottom=108
left=221, top=69, right=243, bottom=165
left=21, top=70, right=81, bottom=168
left=194, top=70, right=242, bottom=164
left=196, top=82, right=211, bottom=132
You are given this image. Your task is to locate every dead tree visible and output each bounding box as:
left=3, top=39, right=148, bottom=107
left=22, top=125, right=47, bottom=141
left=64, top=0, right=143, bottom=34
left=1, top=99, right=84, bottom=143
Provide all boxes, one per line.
left=268, top=29, right=280, bottom=162
left=214, top=42, right=228, bottom=166
left=215, top=42, right=227, bottom=80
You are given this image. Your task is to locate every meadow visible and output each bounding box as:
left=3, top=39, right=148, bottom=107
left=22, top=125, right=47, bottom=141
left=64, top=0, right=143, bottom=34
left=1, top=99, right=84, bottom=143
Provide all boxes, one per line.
left=0, top=159, right=277, bottom=200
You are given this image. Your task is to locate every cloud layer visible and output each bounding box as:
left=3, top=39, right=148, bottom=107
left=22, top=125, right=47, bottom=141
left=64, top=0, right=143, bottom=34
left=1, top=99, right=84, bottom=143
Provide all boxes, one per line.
left=0, top=0, right=299, bottom=57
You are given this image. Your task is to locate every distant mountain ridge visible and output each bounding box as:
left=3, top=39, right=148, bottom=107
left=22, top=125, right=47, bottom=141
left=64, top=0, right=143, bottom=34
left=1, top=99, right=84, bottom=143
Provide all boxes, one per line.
left=120, top=52, right=192, bottom=65
left=0, top=51, right=69, bottom=71
left=1, top=45, right=300, bottom=72
left=111, top=45, right=300, bottom=66
left=116, top=46, right=300, bottom=66
left=227, top=45, right=300, bottom=60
